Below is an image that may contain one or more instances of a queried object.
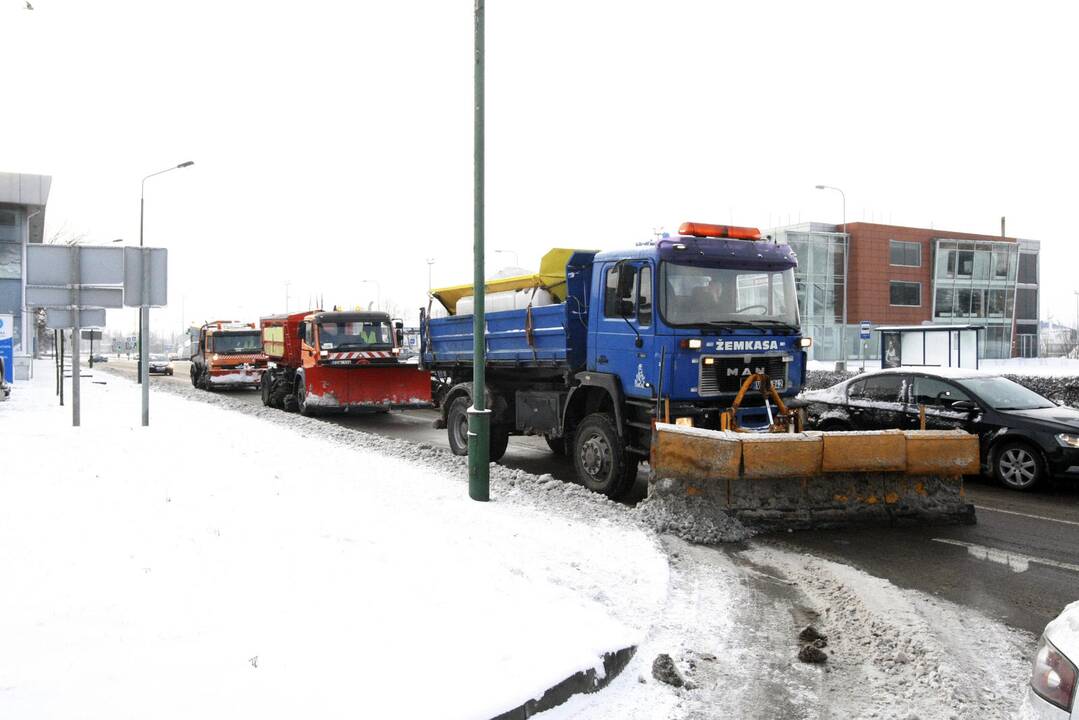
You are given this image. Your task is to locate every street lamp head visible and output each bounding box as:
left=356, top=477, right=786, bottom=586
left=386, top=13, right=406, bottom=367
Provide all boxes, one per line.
left=111, top=238, right=124, bottom=243
left=177, top=161, right=194, bottom=169
left=815, top=184, right=826, bottom=190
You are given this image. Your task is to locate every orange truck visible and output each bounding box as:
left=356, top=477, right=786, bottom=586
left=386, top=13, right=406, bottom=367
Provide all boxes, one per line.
left=189, top=320, right=268, bottom=390
left=258, top=309, right=432, bottom=415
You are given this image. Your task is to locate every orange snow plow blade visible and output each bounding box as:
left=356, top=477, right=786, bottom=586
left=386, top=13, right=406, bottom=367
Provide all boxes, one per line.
left=649, top=425, right=978, bottom=530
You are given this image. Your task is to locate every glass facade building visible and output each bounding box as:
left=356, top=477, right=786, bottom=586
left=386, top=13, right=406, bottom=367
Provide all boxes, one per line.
left=0, top=172, right=52, bottom=355
left=770, top=222, right=1040, bottom=362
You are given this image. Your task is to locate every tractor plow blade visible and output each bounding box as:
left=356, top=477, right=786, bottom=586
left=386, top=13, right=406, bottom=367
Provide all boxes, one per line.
left=649, top=424, right=978, bottom=533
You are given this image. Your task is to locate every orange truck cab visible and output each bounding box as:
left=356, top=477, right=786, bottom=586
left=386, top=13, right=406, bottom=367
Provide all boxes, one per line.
left=259, top=310, right=432, bottom=415
left=189, top=320, right=268, bottom=390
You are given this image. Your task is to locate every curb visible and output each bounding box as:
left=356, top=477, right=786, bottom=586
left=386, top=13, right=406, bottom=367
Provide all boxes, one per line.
left=490, top=645, right=637, bottom=720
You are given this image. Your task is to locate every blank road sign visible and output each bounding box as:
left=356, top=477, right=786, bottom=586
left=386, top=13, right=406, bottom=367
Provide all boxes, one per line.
left=81, top=330, right=103, bottom=341
left=46, top=308, right=107, bottom=329
left=26, top=245, right=125, bottom=286
left=25, top=286, right=124, bottom=309
left=123, top=247, right=168, bottom=307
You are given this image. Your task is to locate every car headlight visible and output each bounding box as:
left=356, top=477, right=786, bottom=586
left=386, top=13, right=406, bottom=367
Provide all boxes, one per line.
left=1055, top=433, right=1079, bottom=449
left=1030, top=635, right=1077, bottom=711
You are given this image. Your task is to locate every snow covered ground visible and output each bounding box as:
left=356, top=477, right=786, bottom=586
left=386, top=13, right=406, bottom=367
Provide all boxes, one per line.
left=1, top=363, right=1038, bottom=719
left=0, top=364, right=668, bottom=719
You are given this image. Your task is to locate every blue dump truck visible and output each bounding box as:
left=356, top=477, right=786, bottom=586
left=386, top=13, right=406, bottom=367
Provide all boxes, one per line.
left=421, top=222, right=810, bottom=499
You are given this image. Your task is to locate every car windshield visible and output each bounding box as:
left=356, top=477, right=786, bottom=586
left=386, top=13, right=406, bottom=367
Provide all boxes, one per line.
left=150, top=354, right=168, bottom=361
left=319, top=321, right=392, bottom=349
left=211, top=332, right=261, bottom=354
left=659, top=263, right=799, bottom=328
left=956, top=376, right=1055, bottom=411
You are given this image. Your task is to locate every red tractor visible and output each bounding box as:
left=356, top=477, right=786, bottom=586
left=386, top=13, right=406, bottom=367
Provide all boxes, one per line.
left=259, top=310, right=433, bottom=415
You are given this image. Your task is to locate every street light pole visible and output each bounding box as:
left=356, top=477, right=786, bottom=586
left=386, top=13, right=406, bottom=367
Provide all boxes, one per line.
left=469, top=0, right=490, bottom=501
left=815, top=184, right=848, bottom=363
left=137, top=161, right=193, bottom=426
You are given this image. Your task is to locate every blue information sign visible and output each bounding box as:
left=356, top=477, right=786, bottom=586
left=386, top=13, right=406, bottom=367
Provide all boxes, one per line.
left=859, top=320, right=872, bottom=340
left=0, top=314, right=13, bottom=384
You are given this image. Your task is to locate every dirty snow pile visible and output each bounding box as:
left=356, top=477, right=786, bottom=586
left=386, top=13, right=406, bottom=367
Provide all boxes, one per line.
left=0, top=363, right=670, bottom=720
left=740, top=545, right=1035, bottom=720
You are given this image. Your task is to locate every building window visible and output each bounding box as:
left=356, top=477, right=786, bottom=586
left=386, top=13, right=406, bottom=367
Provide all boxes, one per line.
left=1015, top=287, right=1038, bottom=321
left=890, top=281, right=921, bottom=307
left=889, top=240, right=921, bottom=267
left=934, top=288, right=954, bottom=318
left=0, top=211, right=16, bottom=227
left=1018, top=253, right=1038, bottom=284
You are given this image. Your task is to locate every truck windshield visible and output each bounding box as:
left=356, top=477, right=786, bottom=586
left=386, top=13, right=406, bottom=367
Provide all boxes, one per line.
left=319, top=321, right=392, bottom=349
left=659, top=263, right=799, bottom=328
left=210, top=332, right=261, bottom=354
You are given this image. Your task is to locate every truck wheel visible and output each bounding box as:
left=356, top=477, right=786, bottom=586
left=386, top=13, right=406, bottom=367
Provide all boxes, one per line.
left=447, top=397, right=470, bottom=456
left=190, top=365, right=199, bottom=388
left=573, top=413, right=638, bottom=499
left=260, top=375, right=272, bottom=406
left=296, top=380, right=314, bottom=417
left=544, top=434, right=568, bottom=456
left=490, top=429, right=510, bottom=462
left=282, top=390, right=298, bottom=413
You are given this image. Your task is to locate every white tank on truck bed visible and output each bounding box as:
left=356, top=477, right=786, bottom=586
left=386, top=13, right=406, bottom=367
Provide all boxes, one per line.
left=456, top=288, right=555, bottom=316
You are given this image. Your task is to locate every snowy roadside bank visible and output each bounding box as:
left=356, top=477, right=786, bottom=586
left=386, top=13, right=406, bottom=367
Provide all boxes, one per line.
left=0, top=364, right=669, bottom=719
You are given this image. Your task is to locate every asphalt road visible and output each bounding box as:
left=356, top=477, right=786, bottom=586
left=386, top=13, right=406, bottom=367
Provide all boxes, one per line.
left=101, top=357, right=1079, bottom=635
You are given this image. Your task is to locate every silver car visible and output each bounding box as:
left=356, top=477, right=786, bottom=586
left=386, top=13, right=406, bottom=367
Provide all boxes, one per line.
left=1026, top=600, right=1078, bottom=718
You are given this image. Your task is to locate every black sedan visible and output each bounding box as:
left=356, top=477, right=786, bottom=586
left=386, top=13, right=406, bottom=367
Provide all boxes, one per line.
left=798, top=368, right=1079, bottom=491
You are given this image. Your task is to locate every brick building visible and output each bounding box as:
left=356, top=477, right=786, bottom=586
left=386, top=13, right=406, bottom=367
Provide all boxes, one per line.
left=770, top=221, right=1040, bottom=361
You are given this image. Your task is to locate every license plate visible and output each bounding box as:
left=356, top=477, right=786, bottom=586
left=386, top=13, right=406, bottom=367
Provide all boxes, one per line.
left=751, top=379, right=784, bottom=390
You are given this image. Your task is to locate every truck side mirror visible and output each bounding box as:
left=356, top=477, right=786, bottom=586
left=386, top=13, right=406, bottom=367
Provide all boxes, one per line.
left=396, top=328, right=405, bottom=347
left=394, top=321, right=404, bottom=330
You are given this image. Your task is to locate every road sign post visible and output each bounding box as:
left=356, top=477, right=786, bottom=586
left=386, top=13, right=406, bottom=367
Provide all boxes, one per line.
left=860, top=320, right=872, bottom=371
left=123, top=246, right=168, bottom=427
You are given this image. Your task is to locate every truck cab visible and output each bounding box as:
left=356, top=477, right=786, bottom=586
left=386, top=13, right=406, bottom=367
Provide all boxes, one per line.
left=589, top=222, right=806, bottom=430
left=260, top=310, right=432, bottom=416
left=189, top=320, right=268, bottom=390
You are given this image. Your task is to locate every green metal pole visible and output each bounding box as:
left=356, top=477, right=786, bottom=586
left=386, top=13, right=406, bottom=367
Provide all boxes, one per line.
left=468, top=0, right=490, bottom=501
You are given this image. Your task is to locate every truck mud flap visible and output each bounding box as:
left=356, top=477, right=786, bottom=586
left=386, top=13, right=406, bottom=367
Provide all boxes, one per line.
left=649, top=425, right=978, bottom=532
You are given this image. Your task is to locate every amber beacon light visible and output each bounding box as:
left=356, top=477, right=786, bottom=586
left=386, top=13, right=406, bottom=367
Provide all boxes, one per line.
left=677, top=222, right=762, bottom=240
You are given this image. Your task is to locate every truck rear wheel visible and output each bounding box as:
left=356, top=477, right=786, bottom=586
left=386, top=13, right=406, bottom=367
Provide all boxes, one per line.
left=260, top=375, right=272, bottom=406
left=573, top=413, right=638, bottom=499
left=447, top=397, right=470, bottom=456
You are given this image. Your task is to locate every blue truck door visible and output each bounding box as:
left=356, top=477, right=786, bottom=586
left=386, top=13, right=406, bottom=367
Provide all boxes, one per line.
left=594, top=262, right=655, bottom=399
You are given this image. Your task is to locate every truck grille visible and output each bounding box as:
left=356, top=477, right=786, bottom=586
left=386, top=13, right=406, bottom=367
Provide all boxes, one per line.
left=698, top=355, right=790, bottom=396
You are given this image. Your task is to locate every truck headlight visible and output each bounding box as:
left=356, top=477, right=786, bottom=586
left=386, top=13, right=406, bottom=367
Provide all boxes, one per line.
left=798, top=338, right=812, bottom=349
left=212, top=354, right=219, bottom=361
left=1055, top=433, right=1079, bottom=449
left=1030, top=635, right=1077, bottom=711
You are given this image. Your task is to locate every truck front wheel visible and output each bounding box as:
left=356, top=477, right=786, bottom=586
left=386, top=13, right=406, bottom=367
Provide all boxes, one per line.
left=573, top=413, right=638, bottom=499
left=296, top=379, right=315, bottom=416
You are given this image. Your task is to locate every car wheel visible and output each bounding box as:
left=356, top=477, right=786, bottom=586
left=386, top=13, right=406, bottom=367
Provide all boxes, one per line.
left=993, top=441, right=1044, bottom=491
left=446, top=397, right=470, bottom=456
left=573, top=413, right=638, bottom=499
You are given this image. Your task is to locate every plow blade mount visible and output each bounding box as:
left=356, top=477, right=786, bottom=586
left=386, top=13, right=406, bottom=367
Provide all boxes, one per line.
left=649, top=424, right=977, bottom=531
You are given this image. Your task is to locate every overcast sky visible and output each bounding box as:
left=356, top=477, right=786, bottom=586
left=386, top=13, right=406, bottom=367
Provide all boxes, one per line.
left=3, top=0, right=1077, bottom=336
